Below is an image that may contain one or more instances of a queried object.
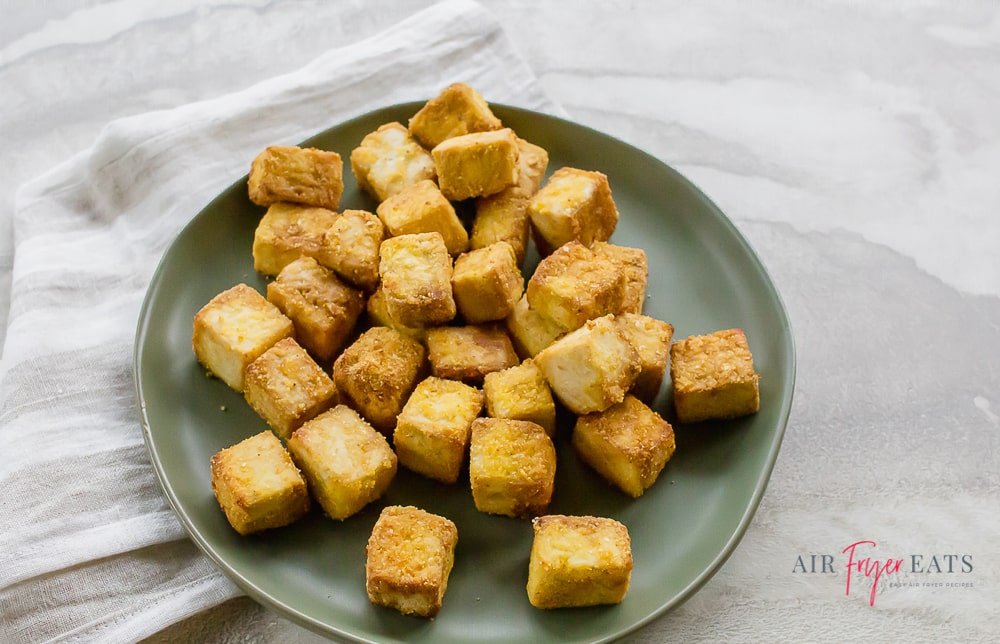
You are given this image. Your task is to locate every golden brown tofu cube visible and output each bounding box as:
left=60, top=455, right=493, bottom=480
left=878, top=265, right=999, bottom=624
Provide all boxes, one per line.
left=425, top=325, right=519, bottom=384
left=322, top=209, right=386, bottom=290
left=528, top=167, right=618, bottom=254
left=333, top=326, right=426, bottom=433
left=394, top=377, right=484, bottom=484
left=192, top=283, right=294, bottom=392
left=248, top=146, right=343, bottom=211
left=526, top=515, right=632, bottom=608
left=526, top=240, right=626, bottom=332
left=482, top=359, right=557, bottom=437
left=266, top=256, right=364, bottom=361
left=375, top=179, right=468, bottom=255
left=592, top=242, right=648, bottom=315
left=350, top=122, right=436, bottom=202
left=365, top=505, right=458, bottom=618
left=210, top=431, right=310, bottom=535
left=451, top=242, right=523, bottom=324
left=613, top=313, right=674, bottom=403
left=432, top=128, right=519, bottom=201
left=378, top=232, right=456, bottom=327
left=469, top=418, right=556, bottom=518
left=287, top=405, right=397, bottom=520
left=365, top=286, right=427, bottom=342
left=572, top=395, right=676, bottom=497
left=408, top=82, right=503, bottom=149
left=669, top=328, right=760, bottom=423
left=243, top=337, right=338, bottom=440
left=534, top=314, right=640, bottom=415
left=505, top=294, right=566, bottom=359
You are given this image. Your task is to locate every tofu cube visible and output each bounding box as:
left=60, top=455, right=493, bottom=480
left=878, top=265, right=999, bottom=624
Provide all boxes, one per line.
left=451, top=242, right=524, bottom=324
left=572, top=395, right=676, bottom=497
left=248, top=145, right=343, bottom=211
left=592, top=242, right=648, bottom=315
left=613, top=313, right=674, bottom=403
left=322, top=209, right=386, bottom=290
left=528, top=167, right=618, bottom=254
left=210, top=431, right=310, bottom=535
left=365, top=286, right=427, bottom=342
left=244, top=337, right=338, bottom=440
left=505, top=294, right=566, bottom=359
left=425, top=325, right=519, bottom=384
left=526, top=515, right=632, bottom=608
left=365, top=505, right=459, bottom=618
left=350, top=122, right=436, bottom=203
left=287, top=405, right=397, bottom=520
left=394, top=377, right=484, bottom=484
left=482, top=359, right=557, bottom=437
left=375, top=179, right=469, bottom=255
left=669, top=328, right=760, bottom=423
left=408, top=82, right=503, bottom=149
left=266, top=256, right=364, bottom=361
left=534, top=314, right=640, bottom=415
left=526, top=241, right=626, bottom=332
left=378, top=232, right=456, bottom=327
left=333, top=326, right=426, bottom=433
left=469, top=418, right=556, bottom=518
left=192, top=283, right=294, bottom=392
left=432, top=128, right=519, bottom=201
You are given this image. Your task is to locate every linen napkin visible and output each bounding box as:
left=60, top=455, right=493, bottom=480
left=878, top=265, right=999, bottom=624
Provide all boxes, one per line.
left=0, top=1, right=558, bottom=641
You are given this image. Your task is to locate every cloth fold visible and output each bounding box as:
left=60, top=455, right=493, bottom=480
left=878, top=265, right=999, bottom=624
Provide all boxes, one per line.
left=0, top=1, right=559, bottom=641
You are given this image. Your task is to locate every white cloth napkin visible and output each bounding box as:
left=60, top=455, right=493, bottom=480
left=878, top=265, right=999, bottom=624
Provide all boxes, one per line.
left=0, top=2, right=558, bottom=641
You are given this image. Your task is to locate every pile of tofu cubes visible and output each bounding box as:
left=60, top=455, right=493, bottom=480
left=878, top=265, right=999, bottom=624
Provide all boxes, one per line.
left=193, top=83, right=760, bottom=617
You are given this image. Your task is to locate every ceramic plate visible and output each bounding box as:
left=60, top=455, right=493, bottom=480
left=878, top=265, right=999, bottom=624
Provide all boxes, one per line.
left=135, top=103, right=795, bottom=643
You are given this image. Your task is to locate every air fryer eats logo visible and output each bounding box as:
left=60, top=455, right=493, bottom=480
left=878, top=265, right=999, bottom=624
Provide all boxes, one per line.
left=793, top=540, right=975, bottom=606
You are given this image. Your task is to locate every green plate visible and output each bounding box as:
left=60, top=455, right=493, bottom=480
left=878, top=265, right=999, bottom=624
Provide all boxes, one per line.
left=135, top=103, right=795, bottom=643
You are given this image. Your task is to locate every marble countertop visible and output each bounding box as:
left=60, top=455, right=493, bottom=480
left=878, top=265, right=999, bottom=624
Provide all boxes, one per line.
left=3, top=2, right=998, bottom=642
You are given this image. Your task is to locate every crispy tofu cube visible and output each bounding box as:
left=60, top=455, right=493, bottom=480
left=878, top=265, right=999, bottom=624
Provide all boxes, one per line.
left=350, top=122, right=436, bottom=202
left=378, top=232, right=456, bottom=327
left=244, top=337, right=338, bottom=440
left=252, top=204, right=384, bottom=289
left=613, top=313, right=674, bottom=403
left=408, top=82, right=503, bottom=149
left=432, top=128, right=519, bottom=201
left=365, top=286, right=427, bottom=342
left=505, top=294, right=566, bottom=359
left=210, top=431, right=310, bottom=535
left=192, top=283, right=294, bottom=392
left=248, top=146, right=343, bottom=211
left=451, top=242, right=523, bottom=324
left=534, top=314, right=640, bottom=415
left=528, top=167, right=618, bottom=254
left=526, top=241, right=626, bottom=332
left=469, top=418, right=556, bottom=518
left=592, top=242, right=648, bottom=315
left=394, top=377, right=484, bottom=484
left=333, top=326, right=426, bottom=433
left=482, top=360, right=556, bottom=437
left=266, top=256, right=364, bottom=361
left=572, top=395, right=676, bottom=497
left=365, top=505, right=458, bottom=618
left=375, top=179, right=468, bottom=255
left=670, top=328, right=760, bottom=423
left=287, top=405, right=397, bottom=520
left=425, top=325, right=519, bottom=384
left=526, top=515, right=632, bottom=608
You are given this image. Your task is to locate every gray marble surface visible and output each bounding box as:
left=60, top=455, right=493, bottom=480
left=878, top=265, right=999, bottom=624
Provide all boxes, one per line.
left=3, top=1, right=998, bottom=642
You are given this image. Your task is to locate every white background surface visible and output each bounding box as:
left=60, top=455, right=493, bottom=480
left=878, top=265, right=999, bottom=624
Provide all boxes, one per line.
left=3, top=2, right=998, bottom=642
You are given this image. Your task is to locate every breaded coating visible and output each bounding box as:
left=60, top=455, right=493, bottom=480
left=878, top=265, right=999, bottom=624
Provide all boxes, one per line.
left=451, top=242, right=524, bottom=324
left=287, top=405, right=397, bottom=520
left=192, top=283, right=294, bottom=392
left=528, top=167, right=618, bottom=254
left=526, top=240, right=625, bottom=332
left=365, top=285, right=427, bottom=342
left=526, top=515, right=632, bottom=608
left=248, top=145, right=343, bottom=211
left=505, top=294, right=566, bottom=359
left=592, top=242, right=648, bottom=315
left=425, top=325, right=519, bottom=384
left=350, top=122, right=436, bottom=202
left=572, top=395, right=676, bottom=498
left=365, top=505, right=458, bottom=618
left=669, top=328, right=760, bottom=423
left=378, top=232, right=456, bottom=327
left=613, top=313, right=674, bottom=403
left=469, top=418, right=556, bottom=518
left=432, top=128, right=519, bottom=201
left=210, top=431, right=310, bottom=535
left=482, top=359, right=557, bottom=437
left=375, top=179, right=469, bottom=255
left=408, top=82, right=503, bottom=149
left=323, top=209, right=386, bottom=290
